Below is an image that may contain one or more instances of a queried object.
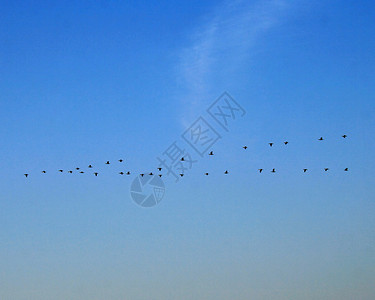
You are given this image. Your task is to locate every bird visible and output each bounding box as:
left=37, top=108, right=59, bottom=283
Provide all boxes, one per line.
left=140, top=174, right=144, bottom=177
left=224, top=170, right=228, bottom=174
left=94, top=172, right=98, bottom=176
left=342, top=135, right=347, bottom=138
left=76, top=167, right=80, bottom=170
left=105, top=161, right=110, bottom=165
left=24, top=174, right=28, bottom=178
left=119, top=159, right=123, bottom=162
left=258, top=169, right=263, bottom=173
left=205, top=172, right=209, bottom=175
left=68, top=171, right=73, bottom=173
left=58, top=170, right=63, bottom=173
left=149, top=172, right=153, bottom=175
left=80, top=171, right=85, bottom=174
left=209, top=151, right=214, bottom=156
left=42, top=171, right=46, bottom=173
left=119, top=172, right=124, bottom=175
left=180, top=157, right=185, bottom=161
left=303, top=169, right=308, bottom=173
left=157, top=168, right=162, bottom=171
left=284, top=141, right=289, bottom=145
left=318, top=137, right=324, bottom=141
left=324, top=168, right=329, bottom=172
left=243, top=146, right=248, bottom=150
left=179, top=174, right=184, bottom=177
left=158, top=174, right=162, bottom=177
left=88, top=165, right=93, bottom=168
left=344, top=168, right=349, bottom=171
left=269, top=143, right=274, bottom=147
left=271, top=168, right=276, bottom=173
left=126, top=171, right=131, bottom=175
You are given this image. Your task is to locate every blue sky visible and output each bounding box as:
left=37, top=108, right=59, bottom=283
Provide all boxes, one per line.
left=1, top=0, right=375, bottom=299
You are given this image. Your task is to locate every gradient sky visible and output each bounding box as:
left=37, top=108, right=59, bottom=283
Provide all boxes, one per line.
left=1, top=0, right=375, bottom=299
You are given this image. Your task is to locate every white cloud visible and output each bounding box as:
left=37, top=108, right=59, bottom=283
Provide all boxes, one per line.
left=176, top=0, right=290, bottom=127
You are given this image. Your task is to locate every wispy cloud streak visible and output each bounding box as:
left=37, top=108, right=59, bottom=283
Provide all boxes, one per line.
left=177, top=0, right=290, bottom=126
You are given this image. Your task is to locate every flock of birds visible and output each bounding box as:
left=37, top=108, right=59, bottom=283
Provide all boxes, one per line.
left=23, top=135, right=349, bottom=178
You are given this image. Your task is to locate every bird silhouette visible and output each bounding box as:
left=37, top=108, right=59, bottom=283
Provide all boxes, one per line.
left=342, top=135, right=347, bottom=138
left=157, top=168, right=162, bottom=171
left=319, top=137, right=324, bottom=141
left=88, top=165, right=93, bottom=168
left=158, top=174, right=162, bottom=177
left=24, top=174, right=28, bottom=178
left=271, top=168, right=276, bottom=173
left=303, top=169, right=308, bottom=173
left=284, top=141, right=289, bottom=145
left=205, top=172, right=209, bottom=175
left=105, top=161, right=110, bottom=165
left=243, top=146, right=248, bottom=150
left=209, top=151, right=214, bottom=156
left=224, top=170, right=228, bottom=174
left=80, top=171, right=84, bottom=174
left=59, top=170, right=63, bottom=173
left=149, top=172, right=153, bottom=175
left=76, top=168, right=80, bottom=170
left=140, top=174, right=144, bottom=177
left=269, top=143, right=274, bottom=147
left=324, top=168, right=329, bottom=171
left=119, top=172, right=124, bottom=175
left=180, top=157, right=185, bottom=161
left=119, top=159, right=123, bottom=162
left=259, top=169, right=263, bottom=173
left=94, top=172, right=98, bottom=176
left=68, top=171, right=73, bottom=173
left=42, top=171, right=46, bottom=173
left=126, top=171, right=131, bottom=175
left=344, top=168, right=349, bottom=171
left=179, top=174, right=184, bottom=177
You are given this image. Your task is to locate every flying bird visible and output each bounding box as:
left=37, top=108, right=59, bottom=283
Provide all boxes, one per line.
left=269, top=143, right=274, bottom=147
left=208, top=151, right=214, bottom=156
left=158, top=174, right=162, bottom=177
left=76, top=168, right=80, bottom=170
left=24, top=174, right=28, bottom=178
left=68, top=171, right=73, bottom=173
left=271, top=168, right=276, bottom=173
left=318, top=137, right=324, bottom=141
left=224, top=170, right=228, bottom=174
left=88, top=165, right=93, bottom=168
left=80, top=171, right=85, bottom=174
left=205, top=172, right=209, bottom=175
left=180, top=157, right=185, bottom=161
left=344, top=168, right=349, bottom=171
left=149, top=172, right=153, bottom=175
left=58, top=170, right=63, bottom=173
left=105, top=161, right=110, bottom=165
left=42, top=171, right=46, bottom=173
left=243, top=146, right=248, bottom=150
left=119, top=172, right=124, bottom=175
left=179, top=174, right=184, bottom=177
left=258, top=169, right=263, bottom=173
left=94, top=172, right=98, bottom=176
left=284, top=141, right=289, bottom=145
left=342, top=135, right=347, bottom=138
left=324, top=168, right=329, bottom=171
left=140, top=174, right=144, bottom=177
left=119, top=159, right=123, bottom=162
left=303, top=169, right=308, bottom=173
left=157, top=168, right=162, bottom=171
left=126, top=171, right=131, bottom=175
